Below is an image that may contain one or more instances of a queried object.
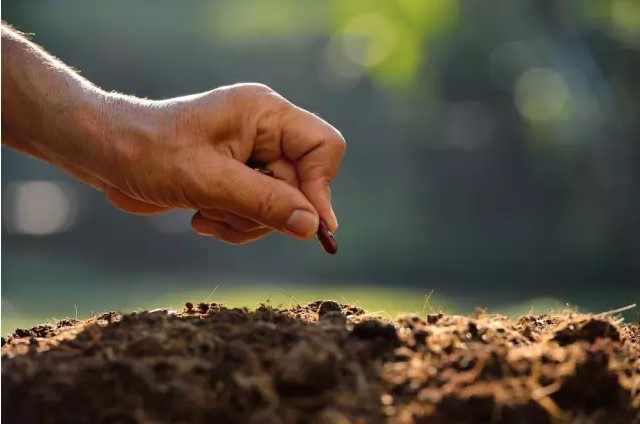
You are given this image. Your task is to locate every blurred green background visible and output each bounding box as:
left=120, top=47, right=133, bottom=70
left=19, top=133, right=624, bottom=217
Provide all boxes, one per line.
left=2, top=0, right=639, bottom=333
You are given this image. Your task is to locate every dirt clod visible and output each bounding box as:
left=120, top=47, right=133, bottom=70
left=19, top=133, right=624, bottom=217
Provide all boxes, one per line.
left=352, top=319, right=398, bottom=343
left=97, top=311, right=119, bottom=323
left=318, top=300, right=342, bottom=317
left=553, top=317, right=621, bottom=346
left=2, top=303, right=639, bottom=424
left=427, top=313, right=443, bottom=324
left=12, top=328, right=32, bottom=338
left=55, top=318, right=77, bottom=328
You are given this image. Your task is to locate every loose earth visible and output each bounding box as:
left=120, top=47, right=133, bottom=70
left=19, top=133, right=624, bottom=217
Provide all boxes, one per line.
left=2, top=301, right=639, bottom=423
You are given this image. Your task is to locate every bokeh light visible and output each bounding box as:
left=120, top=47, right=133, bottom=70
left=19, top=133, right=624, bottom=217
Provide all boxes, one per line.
left=514, top=68, right=571, bottom=122
left=611, top=0, right=640, bottom=44
left=3, top=181, right=78, bottom=236
left=340, top=13, right=397, bottom=68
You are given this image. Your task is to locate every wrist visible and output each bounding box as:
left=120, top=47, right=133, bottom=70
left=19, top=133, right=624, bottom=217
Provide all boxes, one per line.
left=17, top=87, right=109, bottom=174
left=91, top=92, right=167, bottom=188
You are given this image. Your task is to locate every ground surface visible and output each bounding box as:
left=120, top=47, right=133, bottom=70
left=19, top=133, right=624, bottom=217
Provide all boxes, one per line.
left=2, top=301, right=639, bottom=424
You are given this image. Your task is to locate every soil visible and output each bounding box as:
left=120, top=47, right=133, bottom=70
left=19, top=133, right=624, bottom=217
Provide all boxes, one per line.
left=2, top=301, right=639, bottom=424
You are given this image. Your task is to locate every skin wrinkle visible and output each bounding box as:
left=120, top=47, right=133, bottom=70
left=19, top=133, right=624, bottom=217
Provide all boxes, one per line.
left=3, top=24, right=345, bottom=243
left=199, top=150, right=244, bottom=209
left=254, top=102, right=289, bottom=163
left=239, top=97, right=260, bottom=160
left=223, top=89, right=253, bottom=160
left=213, top=219, right=266, bottom=240
left=282, top=111, right=324, bottom=162
left=201, top=209, right=264, bottom=233
left=256, top=187, right=278, bottom=226
left=247, top=98, right=338, bottom=231
left=192, top=213, right=270, bottom=244
left=49, top=150, right=107, bottom=190
left=167, top=147, right=198, bottom=209
left=283, top=128, right=328, bottom=193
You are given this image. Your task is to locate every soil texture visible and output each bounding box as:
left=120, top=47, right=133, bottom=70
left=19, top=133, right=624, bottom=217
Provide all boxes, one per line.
left=2, top=301, right=639, bottom=424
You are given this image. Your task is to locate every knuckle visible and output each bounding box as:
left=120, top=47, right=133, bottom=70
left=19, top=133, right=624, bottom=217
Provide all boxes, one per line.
left=247, top=82, right=274, bottom=93
left=329, top=129, right=347, bottom=152
left=338, top=134, right=347, bottom=150
left=233, top=82, right=276, bottom=99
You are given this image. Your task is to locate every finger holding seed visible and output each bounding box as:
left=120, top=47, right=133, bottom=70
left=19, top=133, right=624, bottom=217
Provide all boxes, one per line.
left=255, top=166, right=338, bottom=254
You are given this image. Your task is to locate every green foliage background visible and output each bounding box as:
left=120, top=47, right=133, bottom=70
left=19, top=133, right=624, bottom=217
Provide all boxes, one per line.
left=2, top=0, right=639, bottom=330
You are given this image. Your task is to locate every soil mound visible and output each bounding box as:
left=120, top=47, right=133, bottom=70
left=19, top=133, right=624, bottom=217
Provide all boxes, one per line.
left=2, top=302, right=639, bottom=423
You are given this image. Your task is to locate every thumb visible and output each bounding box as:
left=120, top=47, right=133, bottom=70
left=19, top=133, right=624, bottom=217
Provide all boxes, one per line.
left=203, top=160, right=319, bottom=239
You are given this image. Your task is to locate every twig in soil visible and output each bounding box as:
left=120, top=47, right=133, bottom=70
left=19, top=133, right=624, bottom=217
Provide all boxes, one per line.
left=74, top=305, right=78, bottom=321
left=551, top=303, right=579, bottom=315
left=593, top=303, right=637, bottom=317
left=340, top=296, right=353, bottom=307
left=278, top=289, right=301, bottom=308
left=340, top=296, right=365, bottom=311
left=423, top=290, right=434, bottom=313
left=205, top=284, right=221, bottom=304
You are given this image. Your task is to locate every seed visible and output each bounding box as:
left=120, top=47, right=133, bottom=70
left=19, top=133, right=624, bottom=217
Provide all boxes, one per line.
left=317, top=219, right=337, bottom=255
left=256, top=166, right=338, bottom=254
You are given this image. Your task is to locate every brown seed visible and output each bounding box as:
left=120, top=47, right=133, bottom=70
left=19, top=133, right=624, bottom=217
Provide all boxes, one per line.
left=317, top=219, right=338, bottom=255
left=256, top=166, right=338, bottom=255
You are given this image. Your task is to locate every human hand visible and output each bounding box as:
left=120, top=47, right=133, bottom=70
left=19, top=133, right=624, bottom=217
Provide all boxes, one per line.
left=101, top=83, right=345, bottom=244
left=2, top=27, right=345, bottom=246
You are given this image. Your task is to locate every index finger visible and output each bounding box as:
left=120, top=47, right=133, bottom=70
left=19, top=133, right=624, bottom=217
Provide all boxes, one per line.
left=279, top=108, right=346, bottom=231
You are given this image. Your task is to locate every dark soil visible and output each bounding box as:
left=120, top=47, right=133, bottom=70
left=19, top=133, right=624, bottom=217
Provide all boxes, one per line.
left=2, top=302, right=639, bottom=424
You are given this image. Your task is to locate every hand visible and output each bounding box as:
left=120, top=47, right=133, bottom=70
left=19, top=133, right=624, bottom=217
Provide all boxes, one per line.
left=2, top=27, right=345, bottom=245
left=102, top=84, right=345, bottom=244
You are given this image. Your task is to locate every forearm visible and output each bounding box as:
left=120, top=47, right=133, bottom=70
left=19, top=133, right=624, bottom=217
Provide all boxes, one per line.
left=1, top=23, right=344, bottom=243
left=1, top=23, right=153, bottom=184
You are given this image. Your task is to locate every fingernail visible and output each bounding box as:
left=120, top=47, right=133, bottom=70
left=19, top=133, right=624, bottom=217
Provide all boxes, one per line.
left=324, top=187, right=338, bottom=231
left=285, top=210, right=318, bottom=238
left=327, top=209, right=338, bottom=232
